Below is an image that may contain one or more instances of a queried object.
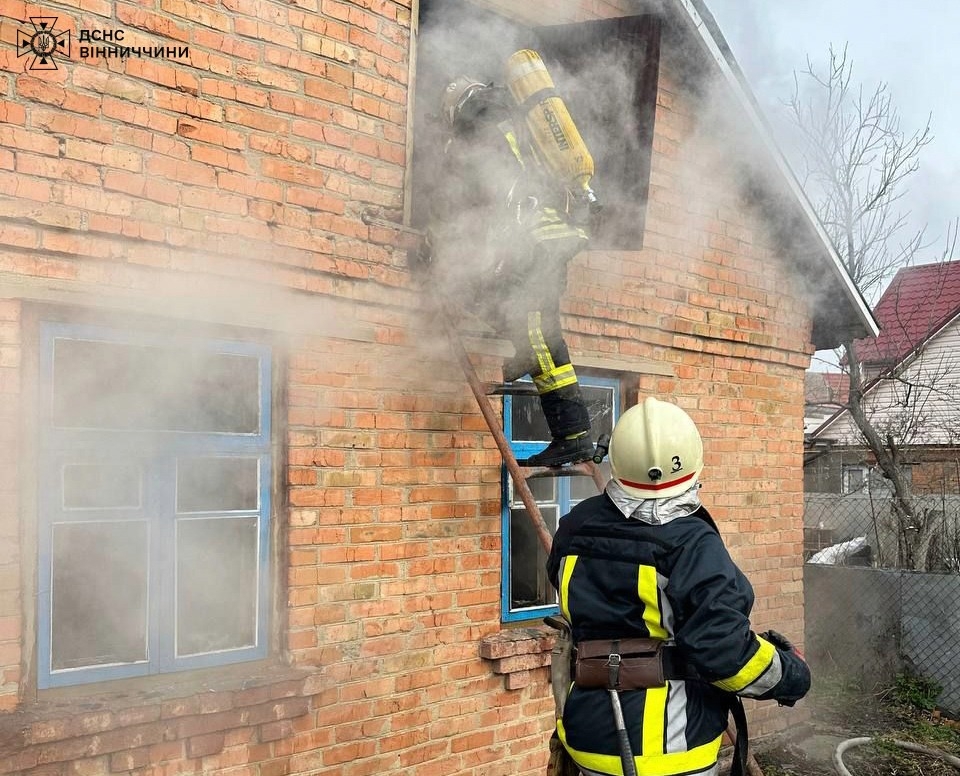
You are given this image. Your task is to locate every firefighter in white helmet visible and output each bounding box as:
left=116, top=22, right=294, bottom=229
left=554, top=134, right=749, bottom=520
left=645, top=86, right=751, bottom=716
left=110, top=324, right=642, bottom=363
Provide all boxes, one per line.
left=423, top=67, right=595, bottom=467
left=547, top=397, right=810, bottom=776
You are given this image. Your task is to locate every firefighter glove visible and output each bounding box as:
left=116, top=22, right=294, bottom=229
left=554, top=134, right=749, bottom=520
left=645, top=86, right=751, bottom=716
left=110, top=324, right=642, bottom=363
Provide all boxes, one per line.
left=759, top=629, right=795, bottom=653
left=756, top=633, right=811, bottom=707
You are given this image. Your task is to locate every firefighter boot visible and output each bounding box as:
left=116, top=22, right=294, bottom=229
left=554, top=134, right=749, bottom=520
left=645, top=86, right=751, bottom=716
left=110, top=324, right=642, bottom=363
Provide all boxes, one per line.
left=526, top=433, right=594, bottom=467
left=525, top=372, right=593, bottom=467
left=502, top=353, right=532, bottom=383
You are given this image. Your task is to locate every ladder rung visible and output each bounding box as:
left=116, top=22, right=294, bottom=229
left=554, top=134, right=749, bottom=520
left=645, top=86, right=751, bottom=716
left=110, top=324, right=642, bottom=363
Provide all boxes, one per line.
left=485, top=382, right=538, bottom=396
left=517, top=461, right=601, bottom=479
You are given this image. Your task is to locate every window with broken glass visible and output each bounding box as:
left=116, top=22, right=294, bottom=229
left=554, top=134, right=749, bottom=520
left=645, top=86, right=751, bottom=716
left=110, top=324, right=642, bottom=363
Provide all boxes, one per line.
left=37, top=322, right=272, bottom=688
left=501, top=375, right=618, bottom=622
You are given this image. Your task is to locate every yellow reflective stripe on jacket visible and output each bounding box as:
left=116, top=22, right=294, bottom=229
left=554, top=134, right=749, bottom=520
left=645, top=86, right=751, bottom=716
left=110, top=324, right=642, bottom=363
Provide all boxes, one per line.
left=538, top=207, right=563, bottom=224
left=638, top=565, right=669, bottom=759
left=639, top=565, right=668, bottom=640
left=712, top=635, right=776, bottom=692
left=530, top=207, right=588, bottom=242
left=559, top=556, right=577, bottom=622
left=558, top=720, right=722, bottom=776
left=498, top=122, right=525, bottom=167
left=642, top=685, right=669, bottom=756
left=534, top=363, right=578, bottom=394
left=532, top=222, right=587, bottom=242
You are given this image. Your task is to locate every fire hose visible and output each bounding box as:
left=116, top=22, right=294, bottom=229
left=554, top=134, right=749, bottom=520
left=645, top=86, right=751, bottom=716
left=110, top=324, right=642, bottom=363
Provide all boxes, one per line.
left=833, top=737, right=960, bottom=774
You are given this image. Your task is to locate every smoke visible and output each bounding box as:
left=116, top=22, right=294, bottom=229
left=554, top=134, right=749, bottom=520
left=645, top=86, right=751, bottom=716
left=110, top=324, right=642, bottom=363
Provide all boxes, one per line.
left=409, top=0, right=527, bottom=301
left=408, top=0, right=833, bottom=361
left=18, top=0, right=855, bottom=693
left=409, top=0, right=665, bottom=374
left=656, top=17, right=858, bottom=346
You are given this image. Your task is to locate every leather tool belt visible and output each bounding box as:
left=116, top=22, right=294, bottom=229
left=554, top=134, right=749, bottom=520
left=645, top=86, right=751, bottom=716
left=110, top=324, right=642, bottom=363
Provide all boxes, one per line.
left=574, top=638, right=666, bottom=690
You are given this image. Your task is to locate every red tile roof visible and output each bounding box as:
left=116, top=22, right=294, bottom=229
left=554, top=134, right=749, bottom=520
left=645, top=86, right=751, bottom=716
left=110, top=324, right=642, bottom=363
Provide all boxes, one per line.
left=854, top=262, right=960, bottom=366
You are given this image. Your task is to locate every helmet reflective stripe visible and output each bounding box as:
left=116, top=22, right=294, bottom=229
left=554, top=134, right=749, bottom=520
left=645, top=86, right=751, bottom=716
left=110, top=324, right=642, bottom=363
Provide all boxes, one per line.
left=617, top=469, right=699, bottom=492
left=609, top=397, right=704, bottom=501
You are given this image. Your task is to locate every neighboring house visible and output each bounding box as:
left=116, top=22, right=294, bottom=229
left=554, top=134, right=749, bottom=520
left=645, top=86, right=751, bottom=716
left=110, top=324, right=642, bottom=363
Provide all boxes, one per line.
left=0, top=1, right=876, bottom=774
left=803, top=371, right=847, bottom=434
left=807, top=261, right=960, bottom=496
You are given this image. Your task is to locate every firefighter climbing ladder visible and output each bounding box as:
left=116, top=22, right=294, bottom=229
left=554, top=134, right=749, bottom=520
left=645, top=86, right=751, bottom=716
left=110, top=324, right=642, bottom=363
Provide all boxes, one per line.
left=361, top=207, right=608, bottom=551
left=439, top=298, right=608, bottom=553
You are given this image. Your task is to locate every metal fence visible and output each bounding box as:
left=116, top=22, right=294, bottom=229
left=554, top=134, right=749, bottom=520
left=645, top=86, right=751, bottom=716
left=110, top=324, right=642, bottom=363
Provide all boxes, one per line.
left=803, top=493, right=960, bottom=715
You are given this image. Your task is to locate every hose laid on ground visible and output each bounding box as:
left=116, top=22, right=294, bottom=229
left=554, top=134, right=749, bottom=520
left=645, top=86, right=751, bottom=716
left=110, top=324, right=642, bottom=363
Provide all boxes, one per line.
left=834, top=736, right=960, bottom=774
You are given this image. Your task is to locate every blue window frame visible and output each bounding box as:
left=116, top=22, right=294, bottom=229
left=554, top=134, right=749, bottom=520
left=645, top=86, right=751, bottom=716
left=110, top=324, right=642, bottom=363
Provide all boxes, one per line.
left=500, top=375, right=619, bottom=622
left=37, top=322, right=272, bottom=688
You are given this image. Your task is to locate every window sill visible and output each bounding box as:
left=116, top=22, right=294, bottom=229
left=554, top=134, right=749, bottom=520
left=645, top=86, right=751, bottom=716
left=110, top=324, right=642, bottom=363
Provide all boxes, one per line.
left=0, top=662, right=318, bottom=770
left=29, top=659, right=313, bottom=704
left=480, top=626, right=555, bottom=689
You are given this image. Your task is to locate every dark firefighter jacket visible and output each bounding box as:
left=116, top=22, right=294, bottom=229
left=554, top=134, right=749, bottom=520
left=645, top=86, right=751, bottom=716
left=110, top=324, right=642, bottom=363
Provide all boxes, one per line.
left=546, top=492, right=810, bottom=776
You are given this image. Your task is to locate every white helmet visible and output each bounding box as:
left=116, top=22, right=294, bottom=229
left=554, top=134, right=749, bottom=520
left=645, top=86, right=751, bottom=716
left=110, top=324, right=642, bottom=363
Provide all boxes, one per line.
left=609, top=397, right=704, bottom=500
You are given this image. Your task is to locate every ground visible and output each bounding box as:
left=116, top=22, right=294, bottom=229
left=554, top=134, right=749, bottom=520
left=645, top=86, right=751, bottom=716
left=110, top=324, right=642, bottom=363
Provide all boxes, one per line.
left=750, top=676, right=960, bottom=775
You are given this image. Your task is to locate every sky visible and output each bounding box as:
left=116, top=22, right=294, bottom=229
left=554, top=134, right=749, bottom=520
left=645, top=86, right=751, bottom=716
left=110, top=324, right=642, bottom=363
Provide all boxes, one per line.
left=706, top=0, right=960, bottom=268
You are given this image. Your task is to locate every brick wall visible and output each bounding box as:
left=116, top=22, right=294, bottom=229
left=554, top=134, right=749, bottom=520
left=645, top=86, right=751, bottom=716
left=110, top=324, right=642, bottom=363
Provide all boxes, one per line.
left=909, top=451, right=960, bottom=495
left=0, top=0, right=411, bottom=301
left=1, top=671, right=319, bottom=775
left=0, top=0, right=817, bottom=772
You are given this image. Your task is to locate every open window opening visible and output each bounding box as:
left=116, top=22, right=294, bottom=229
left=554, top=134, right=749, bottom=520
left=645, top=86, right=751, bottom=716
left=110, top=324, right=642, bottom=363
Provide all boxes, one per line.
left=411, top=0, right=661, bottom=250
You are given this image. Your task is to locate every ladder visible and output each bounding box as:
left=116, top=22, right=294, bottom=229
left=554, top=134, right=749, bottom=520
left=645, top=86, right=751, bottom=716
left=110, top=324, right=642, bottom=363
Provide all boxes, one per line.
left=439, top=298, right=608, bottom=553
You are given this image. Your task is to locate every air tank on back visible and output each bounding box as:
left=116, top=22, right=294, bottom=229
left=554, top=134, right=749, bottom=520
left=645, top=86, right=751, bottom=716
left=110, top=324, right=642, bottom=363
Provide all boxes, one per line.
left=505, top=49, right=598, bottom=209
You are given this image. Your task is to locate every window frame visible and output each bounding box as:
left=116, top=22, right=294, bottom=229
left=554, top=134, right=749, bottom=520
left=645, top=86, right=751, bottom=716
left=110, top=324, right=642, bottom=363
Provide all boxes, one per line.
left=500, top=374, right=619, bottom=622
left=841, top=464, right=868, bottom=495
left=840, top=462, right=911, bottom=495
left=36, top=322, right=273, bottom=689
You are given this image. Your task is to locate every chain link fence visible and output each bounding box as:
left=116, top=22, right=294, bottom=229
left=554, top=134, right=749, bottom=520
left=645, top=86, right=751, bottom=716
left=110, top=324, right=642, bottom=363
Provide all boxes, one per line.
left=804, top=493, right=960, bottom=716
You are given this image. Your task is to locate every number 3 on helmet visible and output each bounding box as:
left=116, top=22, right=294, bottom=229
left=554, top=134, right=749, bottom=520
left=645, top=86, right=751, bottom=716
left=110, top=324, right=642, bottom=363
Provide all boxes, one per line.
left=609, top=397, right=704, bottom=500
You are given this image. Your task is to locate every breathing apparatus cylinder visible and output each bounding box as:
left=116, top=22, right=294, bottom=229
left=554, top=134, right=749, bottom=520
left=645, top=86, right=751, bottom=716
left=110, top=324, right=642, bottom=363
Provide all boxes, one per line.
left=505, top=49, right=597, bottom=209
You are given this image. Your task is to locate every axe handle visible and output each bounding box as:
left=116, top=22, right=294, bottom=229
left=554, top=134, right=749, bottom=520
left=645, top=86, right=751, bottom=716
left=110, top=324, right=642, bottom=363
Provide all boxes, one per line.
left=608, top=690, right=638, bottom=776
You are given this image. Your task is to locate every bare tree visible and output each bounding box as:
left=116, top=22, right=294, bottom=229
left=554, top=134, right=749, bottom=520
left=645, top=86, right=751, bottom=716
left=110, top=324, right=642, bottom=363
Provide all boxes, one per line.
left=790, top=44, right=960, bottom=571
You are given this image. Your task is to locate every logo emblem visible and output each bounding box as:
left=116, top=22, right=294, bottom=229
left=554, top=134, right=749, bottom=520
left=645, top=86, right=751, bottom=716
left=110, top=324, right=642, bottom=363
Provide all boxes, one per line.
left=17, top=17, right=71, bottom=71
